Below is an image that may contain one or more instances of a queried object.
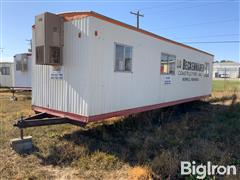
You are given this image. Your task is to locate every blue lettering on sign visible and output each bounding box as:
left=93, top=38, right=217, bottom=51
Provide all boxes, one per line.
left=164, top=76, right=171, bottom=85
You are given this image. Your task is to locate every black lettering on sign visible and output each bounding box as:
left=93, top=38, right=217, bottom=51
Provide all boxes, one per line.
left=183, top=59, right=204, bottom=72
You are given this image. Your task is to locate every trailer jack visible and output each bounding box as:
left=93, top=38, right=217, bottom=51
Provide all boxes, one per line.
left=11, top=113, right=86, bottom=153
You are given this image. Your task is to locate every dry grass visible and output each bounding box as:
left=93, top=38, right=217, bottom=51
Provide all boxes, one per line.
left=128, top=166, right=151, bottom=180
left=0, top=91, right=128, bottom=179
left=0, top=82, right=240, bottom=179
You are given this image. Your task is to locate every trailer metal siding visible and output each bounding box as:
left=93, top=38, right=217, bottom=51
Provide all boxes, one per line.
left=0, top=62, right=13, bottom=87
left=88, top=16, right=213, bottom=116
left=59, top=11, right=213, bottom=57
left=32, top=12, right=213, bottom=120
left=32, top=17, right=91, bottom=116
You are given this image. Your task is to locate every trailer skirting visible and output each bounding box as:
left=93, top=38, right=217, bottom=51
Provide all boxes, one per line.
left=32, top=94, right=210, bottom=123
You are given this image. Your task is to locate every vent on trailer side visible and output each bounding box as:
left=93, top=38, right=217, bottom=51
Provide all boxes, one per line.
left=35, top=12, right=64, bottom=65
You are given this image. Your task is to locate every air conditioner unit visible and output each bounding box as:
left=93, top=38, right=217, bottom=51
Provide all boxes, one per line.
left=35, top=12, right=64, bottom=65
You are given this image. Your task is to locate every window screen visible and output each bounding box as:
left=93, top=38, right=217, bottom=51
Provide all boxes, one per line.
left=22, top=59, right=28, bottom=71
left=161, top=53, right=176, bottom=75
left=16, top=58, right=28, bottom=71
left=16, top=60, right=22, bottom=71
left=1, top=67, right=10, bottom=75
left=204, top=63, right=210, bottom=77
left=115, top=43, right=132, bottom=72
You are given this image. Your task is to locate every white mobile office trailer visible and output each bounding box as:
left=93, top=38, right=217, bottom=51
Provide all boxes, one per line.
left=13, top=53, right=32, bottom=89
left=32, top=11, right=213, bottom=124
left=0, top=62, right=13, bottom=87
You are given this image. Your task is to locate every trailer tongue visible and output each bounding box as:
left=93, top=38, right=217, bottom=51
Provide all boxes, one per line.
left=12, top=113, right=86, bottom=153
left=14, top=113, right=85, bottom=129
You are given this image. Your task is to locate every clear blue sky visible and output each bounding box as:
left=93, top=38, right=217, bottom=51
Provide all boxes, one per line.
left=0, top=0, right=239, bottom=62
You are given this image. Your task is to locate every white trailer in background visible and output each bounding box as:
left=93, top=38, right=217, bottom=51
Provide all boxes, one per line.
left=213, top=61, right=240, bottom=79
left=0, top=53, right=32, bottom=89
left=30, top=11, right=213, bottom=124
left=13, top=53, right=32, bottom=89
left=0, top=62, right=13, bottom=87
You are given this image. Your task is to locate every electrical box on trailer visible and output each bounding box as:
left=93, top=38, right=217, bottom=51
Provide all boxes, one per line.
left=35, top=12, right=64, bottom=65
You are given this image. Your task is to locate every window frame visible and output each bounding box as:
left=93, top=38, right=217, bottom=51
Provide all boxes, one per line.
left=160, top=53, right=176, bottom=75
left=1, top=66, right=10, bottom=75
left=204, top=62, right=210, bottom=76
left=114, top=42, right=133, bottom=73
left=16, top=60, right=22, bottom=71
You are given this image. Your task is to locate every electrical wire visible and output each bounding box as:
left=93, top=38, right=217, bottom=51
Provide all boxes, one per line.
left=154, top=18, right=238, bottom=30
left=173, top=33, right=239, bottom=39
left=145, top=2, right=220, bottom=14
left=182, top=40, right=240, bottom=44
left=133, top=2, right=221, bottom=15
left=137, top=2, right=185, bottom=11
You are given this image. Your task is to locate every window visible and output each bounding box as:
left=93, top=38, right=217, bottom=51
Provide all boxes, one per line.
left=22, top=59, right=28, bottom=71
left=204, top=63, right=210, bottom=77
left=16, top=60, right=22, bottom=71
left=16, top=58, right=28, bottom=71
left=161, top=53, right=176, bottom=75
left=115, top=43, right=132, bottom=72
left=1, top=67, right=10, bottom=75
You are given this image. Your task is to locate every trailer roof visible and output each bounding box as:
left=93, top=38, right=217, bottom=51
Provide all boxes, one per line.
left=35, top=11, right=214, bottom=57
left=13, top=53, right=32, bottom=57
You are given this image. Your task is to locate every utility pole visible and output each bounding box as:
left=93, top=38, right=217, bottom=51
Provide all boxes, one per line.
left=0, top=48, right=4, bottom=62
left=130, top=10, right=144, bottom=29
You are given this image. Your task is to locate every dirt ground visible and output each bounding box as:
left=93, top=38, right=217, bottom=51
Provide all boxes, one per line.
left=0, top=89, right=239, bottom=179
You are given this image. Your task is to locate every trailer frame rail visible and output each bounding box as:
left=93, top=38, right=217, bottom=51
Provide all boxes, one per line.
left=13, top=113, right=86, bottom=139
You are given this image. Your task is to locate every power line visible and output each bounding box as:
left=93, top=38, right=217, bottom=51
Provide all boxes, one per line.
left=130, top=10, right=144, bottom=29
left=145, top=2, right=220, bottom=14
left=133, top=2, right=217, bottom=17
left=138, top=2, right=185, bottom=11
left=173, top=33, right=240, bottom=40
left=182, top=40, right=240, bottom=44
left=154, top=18, right=238, bottom=30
